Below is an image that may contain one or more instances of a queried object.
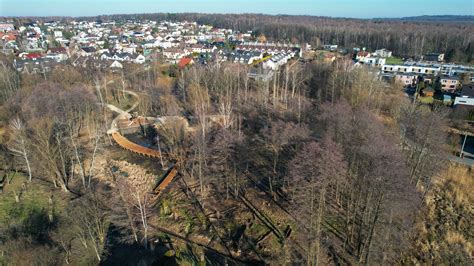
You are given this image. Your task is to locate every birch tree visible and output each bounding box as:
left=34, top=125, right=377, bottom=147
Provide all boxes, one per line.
left=7, top=118, right=32, bottom=182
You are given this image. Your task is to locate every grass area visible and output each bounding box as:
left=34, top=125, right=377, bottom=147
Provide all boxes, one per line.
left=109, top=93, right=136, bottom=111
left=247, top=222, right=269, bottom=238
left=418, top=96, right=434, bottom=104
left=385, top=56, right=404, bottom=65
left=0, top=126, right=5, bottom=144
left=0, top=173, right=66, bottom=225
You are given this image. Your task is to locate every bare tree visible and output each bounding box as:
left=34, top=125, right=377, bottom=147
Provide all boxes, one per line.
left=114, top=168, right=155, bottom=247
left=261, top=120, right=309, bottom=198
left=7, top=118, right=32, bottom=182
left=289, top=137, right=348, bottom=265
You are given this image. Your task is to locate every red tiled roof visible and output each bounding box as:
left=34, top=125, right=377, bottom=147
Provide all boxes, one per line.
left=25, top=53, right=42, bottom=59
left=0, top=32, right=16, bottom=41
left=178, top=57, right=193, bottom=69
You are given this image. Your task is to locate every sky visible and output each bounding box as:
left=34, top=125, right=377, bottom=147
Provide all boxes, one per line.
left=0, top=0, right=473, bottom=18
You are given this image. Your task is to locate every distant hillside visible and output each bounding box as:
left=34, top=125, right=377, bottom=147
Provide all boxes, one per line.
left=397, top=15, right=474, bottom=23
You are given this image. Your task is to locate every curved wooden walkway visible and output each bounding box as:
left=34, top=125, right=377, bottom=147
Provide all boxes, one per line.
left=111, top=132, right=163, bottom=158
left=105, top=88, right=178, bottom=199
left=153, top=167, right=178, bottom=195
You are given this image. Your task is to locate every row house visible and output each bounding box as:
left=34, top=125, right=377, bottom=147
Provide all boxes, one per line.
left=381, top=64, right=440, bottom=76
left=162, top=47, right=191, bottom=62
left=190, top=44, right=217, bottom=54
left=237, top=42, right=300, bottom=56
left=263, top=52, right=296, bottom=70
left=440, top=64, right=474, bottom=77
left=100, top=52, right=146, bottom=64
left=14, top=58, right=61, bottom=74
left=219, top=50, right=263, bottom=65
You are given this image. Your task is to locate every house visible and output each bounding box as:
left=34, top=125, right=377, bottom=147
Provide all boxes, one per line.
left=100, top=51, right=145, bottom=63
left=79, top=46, right=97, bottom=56
left=360, top=56, right=386, bottom=67
left=100, top=52, right=130, bottom=61
left=262, top=53, right=292, bottom=70
left=131, top=54, right=146, bottom=64
left=191, top=44, right=205, bottom=53
left=395, top=73, right=417, bottom=87
left=163, top=47, right=190, bottom=62
left=109, top=60, right=123, bottom=69
left=0, top=32, right=16, bottom=41
left=454, top=97, right=474, bottom=107
left=422, top=87, right=435, bottom=97
left=53, top=31, right=63, bottom=38
left=356, top=51, right=370, bottom=61
left=424, top=53, right=445, bottom=62
left=21, top=52, right=42, bottom=60
left=178, top=57, right=194, bottom=69
left=323, top=44, right=338, bottom=51
left=460, top=84, right=474, bottom=96
left=374, top=49, right=392, bottom=58
left=0, top=23, right=15, bottom=31
left=45, top=53, right=68, bottom=62
left=46, top=47, right=69, bottom=61
left=452, top=85, right=474, bottom=120
left=440, top=76, right=460, bottom=92
left=14, top=58, right=59, bottom=74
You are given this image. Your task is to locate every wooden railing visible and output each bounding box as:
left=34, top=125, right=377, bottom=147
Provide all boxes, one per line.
left=111, top=132, right=163, bottom=158
left=153, top=167, right=178, bottom=195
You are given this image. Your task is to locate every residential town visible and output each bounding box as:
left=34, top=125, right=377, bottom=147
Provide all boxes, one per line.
left=1, top=20, right=301, bottom=81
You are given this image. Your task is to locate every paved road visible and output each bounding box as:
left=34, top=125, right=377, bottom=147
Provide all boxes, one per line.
left=401, top=125, right=473, bottom=167
left=448, top=155, right=474, bottom=167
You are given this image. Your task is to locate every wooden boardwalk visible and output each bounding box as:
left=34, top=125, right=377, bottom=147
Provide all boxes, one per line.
left=153, top=167, right=178, bottom=195
left=111, top=132, right=163, bottom=158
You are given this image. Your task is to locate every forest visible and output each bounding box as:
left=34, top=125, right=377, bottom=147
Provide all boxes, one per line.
left=0, top=16, right=473, bottom=264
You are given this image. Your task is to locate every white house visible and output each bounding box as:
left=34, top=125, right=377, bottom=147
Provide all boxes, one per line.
left=109, top=60, right=123, bottom=69
left=360, top=57, right=386, bottom=67
left=454, top=97, right=474, bottom=106
left=374, top=49, right=392, bottom=58
left=132, top=54, right=146, bottom=64
left=53, top=31, right=63, bottom=38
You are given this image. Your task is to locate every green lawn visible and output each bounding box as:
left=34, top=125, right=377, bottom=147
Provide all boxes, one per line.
left=418, top=96, right=434, bottom=104
left=385, top=56, right=404, bottom=65
left=109, top=93, right=136, bottom=111
left=0, top=173, right=66, bottom=225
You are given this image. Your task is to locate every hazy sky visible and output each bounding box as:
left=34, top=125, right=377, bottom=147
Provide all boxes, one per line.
left=1, top=0, right=473, bottom=18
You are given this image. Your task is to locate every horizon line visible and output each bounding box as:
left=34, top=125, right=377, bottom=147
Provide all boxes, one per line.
left=0, top=12, right=473, bottom=20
